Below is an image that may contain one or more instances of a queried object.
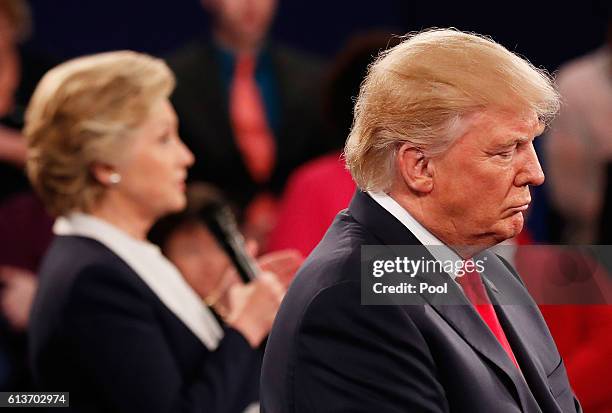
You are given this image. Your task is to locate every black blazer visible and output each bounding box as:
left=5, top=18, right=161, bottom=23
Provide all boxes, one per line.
left=260, top=190, right=582, bottom=413
left=168, top=41, right=327, bottom=210
left=29, top=235, right=262, bottom=413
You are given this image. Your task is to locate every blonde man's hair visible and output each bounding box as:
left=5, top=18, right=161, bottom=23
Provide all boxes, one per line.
left=344, top=28, right=560, bottom=192
left=24, top=50, right=175, bottom=216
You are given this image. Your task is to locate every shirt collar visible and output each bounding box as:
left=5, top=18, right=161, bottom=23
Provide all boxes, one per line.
left=368, top=191, right=463, bottom=280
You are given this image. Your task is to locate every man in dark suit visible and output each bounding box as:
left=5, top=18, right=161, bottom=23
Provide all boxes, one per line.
left=168, top=0, right=326, bottom=245
left=261, top=28, right=582, bottom=412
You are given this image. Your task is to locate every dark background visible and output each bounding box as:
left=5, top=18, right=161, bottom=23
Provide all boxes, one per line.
left=24, top=0, right=610, bottom=71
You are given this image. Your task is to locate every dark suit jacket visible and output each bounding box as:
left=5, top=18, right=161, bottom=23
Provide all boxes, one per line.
left=168, top=41, right=327, bottom=211
left=29, top=235, right=262, bottom=413
left=260, top=190, right=582, bottom=412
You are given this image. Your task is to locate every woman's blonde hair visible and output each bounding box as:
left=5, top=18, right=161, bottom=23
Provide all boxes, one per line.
left=344, top=28, right=560, bottom=192
left=24, top=50, right=175, bottom=216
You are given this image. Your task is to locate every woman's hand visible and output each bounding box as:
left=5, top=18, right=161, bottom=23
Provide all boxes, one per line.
left=257, top=249, right=303, bottom=288
left=223, top=271, right=285, bottom=347
left=205, top=248, right=302, bottom=347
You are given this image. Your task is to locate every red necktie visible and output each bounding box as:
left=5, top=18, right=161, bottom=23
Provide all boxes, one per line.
left=457, top=260, right=520, bottom=369
left=229, top=54, right=276, bottom=183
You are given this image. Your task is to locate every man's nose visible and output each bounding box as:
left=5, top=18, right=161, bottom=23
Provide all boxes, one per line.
left=515, top=142, right=545, bottom=187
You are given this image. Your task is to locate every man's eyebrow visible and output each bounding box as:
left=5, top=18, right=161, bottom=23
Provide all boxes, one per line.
left=494, top=135, right=531, bottom=149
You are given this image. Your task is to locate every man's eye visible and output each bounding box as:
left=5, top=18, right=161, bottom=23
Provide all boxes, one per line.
left=158, top=134, right=171, bottom=144
left=496, top=144, right=519, bottom=159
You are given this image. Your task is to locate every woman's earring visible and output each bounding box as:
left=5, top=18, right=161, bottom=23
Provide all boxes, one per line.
left=108, top=172, right=122, bottom=185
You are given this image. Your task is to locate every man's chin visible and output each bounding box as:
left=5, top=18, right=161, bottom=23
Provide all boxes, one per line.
left=498, top=212, right=525, bottom=240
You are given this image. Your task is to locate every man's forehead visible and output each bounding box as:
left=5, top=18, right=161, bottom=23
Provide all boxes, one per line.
left=472, top=109, right=543, bottom=140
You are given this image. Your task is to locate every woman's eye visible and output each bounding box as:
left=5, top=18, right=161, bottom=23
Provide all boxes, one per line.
left=158, top=134, right=171, bottom=144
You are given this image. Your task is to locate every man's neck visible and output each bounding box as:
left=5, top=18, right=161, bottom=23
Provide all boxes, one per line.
left=387, top=191, right=490, bottom=259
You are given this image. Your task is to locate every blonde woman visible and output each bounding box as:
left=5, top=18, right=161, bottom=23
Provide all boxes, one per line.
left=26, top=51, right=286, bottom=412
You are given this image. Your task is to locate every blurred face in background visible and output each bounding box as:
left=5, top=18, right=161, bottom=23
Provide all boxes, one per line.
left=204, top=0, right=277, bottom=50
left=164, top=221, right=239, bottom=300
left=0, top=12, right=20, bottom=116
left=105, top=98, right=194, bottom=223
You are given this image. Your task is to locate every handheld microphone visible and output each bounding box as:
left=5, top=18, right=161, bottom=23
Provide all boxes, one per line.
left=199, top=202, right=260, bottom=283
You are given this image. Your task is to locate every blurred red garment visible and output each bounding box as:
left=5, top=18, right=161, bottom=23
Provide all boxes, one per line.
left=515, top=233, right=612, bottom=412
left=539, top=305, right=612, bottom=413
left=267, top=152, right=355, bottom=257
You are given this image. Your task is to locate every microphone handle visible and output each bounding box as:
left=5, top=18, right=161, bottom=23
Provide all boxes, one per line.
left=206, top=207, right=260, bottom=283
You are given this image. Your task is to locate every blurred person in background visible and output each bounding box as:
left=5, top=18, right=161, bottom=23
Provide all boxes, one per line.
left=25, top=50, right=289, bottom=412
left=268, top=32, right=400, bottom=257
left=149, top=182, right=302, bottom=412
left=0, top=0, right=28, bottom=192
left=0, top=0, right=54, bottom=391
left=544, top=9, right=612, bottom=244
left=168, top=0, right=327, bottom=250
left=0, top=0, right=54, bottom=201
left=538, top=10, right=612, bottom=410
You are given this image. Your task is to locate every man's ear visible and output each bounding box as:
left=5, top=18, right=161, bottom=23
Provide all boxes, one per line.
left=396, top=142, right=433, bottom=193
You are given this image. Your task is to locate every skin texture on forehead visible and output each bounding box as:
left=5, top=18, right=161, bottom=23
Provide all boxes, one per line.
left=475, top=110, right=544, bottom=147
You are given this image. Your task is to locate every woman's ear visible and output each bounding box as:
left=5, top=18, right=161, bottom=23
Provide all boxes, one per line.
left=396, top=142, right=433, bottom=193
left=90, top=162, right=120, bottom=187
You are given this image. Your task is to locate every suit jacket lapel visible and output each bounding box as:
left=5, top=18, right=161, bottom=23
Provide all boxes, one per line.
left=482, top=254, right=563, bottom=412
left=348, top=190, right=540, bottom=412
left=492, top=299, right=562, bottom=413
left=425, top=286, right=540, bottom=413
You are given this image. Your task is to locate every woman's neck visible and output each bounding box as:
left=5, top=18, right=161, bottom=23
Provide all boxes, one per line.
left=88, top=195, right=154, bottom=240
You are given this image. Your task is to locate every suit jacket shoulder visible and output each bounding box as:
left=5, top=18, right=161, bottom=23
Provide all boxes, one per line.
left=29, top=235, right=262, bottom=413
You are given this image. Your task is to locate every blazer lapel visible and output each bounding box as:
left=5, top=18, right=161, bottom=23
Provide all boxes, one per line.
left=493, top=301, right=563, bottom=413
left=348, top=191, right=541, bottom=412
left=425, top=286, right=540, bottom=413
